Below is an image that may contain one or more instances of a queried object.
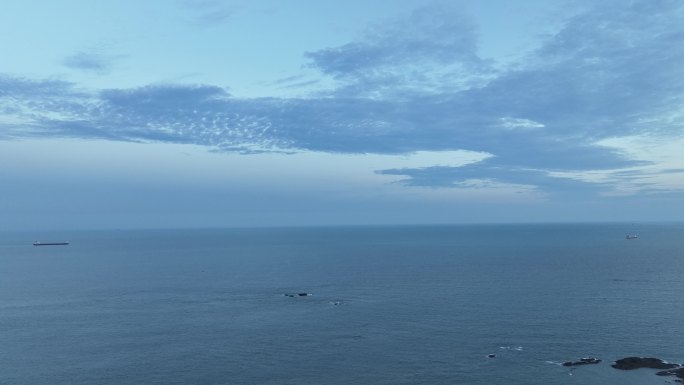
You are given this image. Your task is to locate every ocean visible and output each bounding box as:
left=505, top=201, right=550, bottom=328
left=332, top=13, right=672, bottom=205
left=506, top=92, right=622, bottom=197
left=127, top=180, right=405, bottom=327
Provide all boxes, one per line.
left=0, top=223, right=682, bottom=385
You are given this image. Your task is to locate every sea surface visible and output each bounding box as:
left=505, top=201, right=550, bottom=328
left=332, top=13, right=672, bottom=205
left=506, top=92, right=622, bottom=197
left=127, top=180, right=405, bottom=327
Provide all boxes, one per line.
left=0, top=223, right=682, bottom=385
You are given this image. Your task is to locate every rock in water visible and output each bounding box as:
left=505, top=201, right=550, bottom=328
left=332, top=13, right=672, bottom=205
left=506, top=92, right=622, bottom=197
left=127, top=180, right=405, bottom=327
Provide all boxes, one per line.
left=612, top=357, right=679, bottom=370
left=656, top=368, right=684, bottom=380
left=562, top=357, right=602, bottom=366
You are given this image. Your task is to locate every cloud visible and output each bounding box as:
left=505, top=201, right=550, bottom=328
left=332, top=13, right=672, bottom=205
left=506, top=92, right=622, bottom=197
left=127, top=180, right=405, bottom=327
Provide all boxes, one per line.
left=0, top=75, right=90, bottom=137
left=376, top=160, right=613, bottom=198
left=62, top=51, right=123, bottom=74
left=304, top=4, right=493, bottom=97
left=306, top=4, right=483, bottom=75
left=2, top=0, right=684, bottom=197
left=485, top=0, right=684, bottom=138
left=499, top=117, right=545, bottom=131
left=181, top=0, right=239, bottom=25
left=268, top=75, right=322, bottom=90
left=0, top=75, right=74, bottom=98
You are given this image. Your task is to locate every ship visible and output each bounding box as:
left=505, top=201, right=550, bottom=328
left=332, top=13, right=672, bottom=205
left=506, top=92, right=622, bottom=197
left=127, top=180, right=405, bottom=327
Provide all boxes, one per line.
left=625, top=234, right=638, bottom=240
left=33, top=242, right=69, bottom=246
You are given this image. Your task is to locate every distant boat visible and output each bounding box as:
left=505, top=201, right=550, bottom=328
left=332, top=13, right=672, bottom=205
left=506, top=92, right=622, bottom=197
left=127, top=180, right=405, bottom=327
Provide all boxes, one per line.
left=33, top=242, right=69, bottom=246
left=625, top=234, right=638, bottom=240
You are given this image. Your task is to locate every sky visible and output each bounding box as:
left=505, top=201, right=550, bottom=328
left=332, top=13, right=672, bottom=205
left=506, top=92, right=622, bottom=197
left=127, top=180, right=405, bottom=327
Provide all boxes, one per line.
left=1, top=0, right=684, bottom=230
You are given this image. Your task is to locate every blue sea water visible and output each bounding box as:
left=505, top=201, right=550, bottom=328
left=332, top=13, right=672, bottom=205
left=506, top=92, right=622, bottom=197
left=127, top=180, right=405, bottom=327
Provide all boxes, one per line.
left=0, top=223, right=682, bottom=385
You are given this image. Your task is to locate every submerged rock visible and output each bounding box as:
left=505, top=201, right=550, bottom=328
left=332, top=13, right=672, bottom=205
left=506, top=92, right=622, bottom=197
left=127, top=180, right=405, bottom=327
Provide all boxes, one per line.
left=612, top=357, right=680, bottom=370
left=562, top=357, right=602, bottom=367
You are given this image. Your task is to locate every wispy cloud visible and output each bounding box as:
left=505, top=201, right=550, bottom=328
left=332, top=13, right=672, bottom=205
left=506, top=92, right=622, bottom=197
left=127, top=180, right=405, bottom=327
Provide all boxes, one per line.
left=267, top=75, right=321, bottom=90
left=62, top=50, right=124, bottom=74
left=181, top=0, right=239, bottom=25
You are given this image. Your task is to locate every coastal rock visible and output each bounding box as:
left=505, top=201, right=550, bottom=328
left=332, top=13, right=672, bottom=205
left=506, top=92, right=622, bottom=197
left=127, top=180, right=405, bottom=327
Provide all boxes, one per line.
left=612, top=357, right=680, bottom=370
left=562, top=357, right=602, bottom=367
left=656, top=367, right=684, bottom=380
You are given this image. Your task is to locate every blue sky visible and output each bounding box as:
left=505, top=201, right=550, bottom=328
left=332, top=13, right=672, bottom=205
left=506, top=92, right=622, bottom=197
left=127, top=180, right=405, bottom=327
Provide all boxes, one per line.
left=1, top=0, right=683, bottom=230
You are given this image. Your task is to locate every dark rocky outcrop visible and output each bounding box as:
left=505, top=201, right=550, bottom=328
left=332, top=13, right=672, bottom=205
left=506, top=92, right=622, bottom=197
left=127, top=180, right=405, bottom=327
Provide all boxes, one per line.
left=562, top=357, right=602, bottom=367
left=612, top=357, right=680, bottom=370
left=656, top=367, right=684, bottom=380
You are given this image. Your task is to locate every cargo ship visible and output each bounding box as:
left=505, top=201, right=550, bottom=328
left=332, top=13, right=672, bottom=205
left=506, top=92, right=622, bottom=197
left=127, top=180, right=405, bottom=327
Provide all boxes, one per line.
left=33, top=242, right=69, bottom=246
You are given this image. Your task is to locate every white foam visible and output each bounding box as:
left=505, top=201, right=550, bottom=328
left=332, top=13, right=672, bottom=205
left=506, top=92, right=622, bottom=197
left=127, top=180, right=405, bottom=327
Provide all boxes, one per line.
left=499, top=346, right=524, bottom=351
